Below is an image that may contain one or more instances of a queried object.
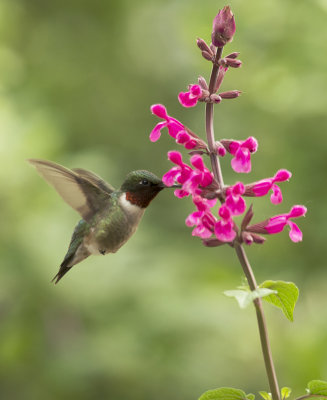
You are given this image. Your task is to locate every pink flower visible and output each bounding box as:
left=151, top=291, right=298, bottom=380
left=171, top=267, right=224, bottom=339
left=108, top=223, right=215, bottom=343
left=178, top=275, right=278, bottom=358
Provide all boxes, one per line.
left=175, top=130, right=198, bottom=149
left=225, top=182, right=246, bottom=216
left=162, top=151, right=192, bottom=198
left=221, top=136, right=258, bottom=173
left=214, top=205, right=237, bottom=242
left=211, top=6, right=236, bottom=48
left=178, top=84, right=202, bottom=108
left=186, top=196, right=217, bottom=239
left=163, top=153, right=213, bottom=198
left=245, top=169, right=292, bottom=204
left=247, top=205, right=307, bottom=243
left=150, top=104, right=207, bottom=151
left=150, top=104, right=184, bottom=142
left=180, top=155, right=213, bottom=197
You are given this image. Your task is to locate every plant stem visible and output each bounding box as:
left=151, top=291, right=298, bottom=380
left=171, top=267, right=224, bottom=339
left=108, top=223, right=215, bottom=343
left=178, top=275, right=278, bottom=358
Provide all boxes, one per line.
left=206, top=47, right=224, bottom=191
left=205, top=48, right=280, bottom=400
left=235, top=244, right=280, bottom=400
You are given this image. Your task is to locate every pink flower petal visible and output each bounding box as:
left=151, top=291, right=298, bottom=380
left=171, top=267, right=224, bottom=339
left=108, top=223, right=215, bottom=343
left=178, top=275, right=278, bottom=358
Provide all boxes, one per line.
left=149, top=121, right=166, bottom=142
left=176, top=131, right=191, bottom=144
left=190, top=84, right=202, bottom=96
left=184, top=140, right=197, bottom=149
left=186, top=211, right=203, bottom=227
left=231, top=147, right=251, bottom=173
left=168, top=151, right=183, bottom=165
left=252, top=179, right=272, bottom=196
left=226, top=195, right=246, bottom=216
left=288, top=205, right=307, bottom=218
left=151, top=104, right=168, bottom=119
left=270, top=184, right=283, bottom=204
left=190, top=155, right=205, bottom=170
left=192, top=225, right=213, bottom=239
left=174, top=189, right=189, bottom=198
left=214, top=220, right=236, bottom=242
left=162, top=167, right=180, bottom=186
left=178, top=92, right=199, bottom=108
left=265, top=217, right=287, bottom=234
left=167, top=121, right=184, bottom=138
left=243, top=136, right=258, bottom=153
left=287, top=221, right=303, bottom=242
left=274, top=169, right=292, bottom=182
left=218, top=204, right=232, bottom=220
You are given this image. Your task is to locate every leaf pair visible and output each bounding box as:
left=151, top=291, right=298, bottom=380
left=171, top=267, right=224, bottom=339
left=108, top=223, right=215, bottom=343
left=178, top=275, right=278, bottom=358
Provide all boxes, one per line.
left=224, top=280, right=299, bottom=322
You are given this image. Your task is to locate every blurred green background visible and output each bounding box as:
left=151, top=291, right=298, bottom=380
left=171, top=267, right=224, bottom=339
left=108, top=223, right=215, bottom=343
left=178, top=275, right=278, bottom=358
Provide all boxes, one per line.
left=1, top=0, right=326, bottom=399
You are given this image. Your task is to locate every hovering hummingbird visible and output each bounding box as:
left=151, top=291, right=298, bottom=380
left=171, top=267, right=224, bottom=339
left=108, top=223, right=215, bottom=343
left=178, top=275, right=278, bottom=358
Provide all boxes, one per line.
left=28, top=159, right=176, bottom=284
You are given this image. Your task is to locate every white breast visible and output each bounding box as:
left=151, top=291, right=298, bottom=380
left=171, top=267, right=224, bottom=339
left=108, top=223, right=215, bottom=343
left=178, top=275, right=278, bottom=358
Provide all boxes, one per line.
left=119, top=193, right=144, bottom=218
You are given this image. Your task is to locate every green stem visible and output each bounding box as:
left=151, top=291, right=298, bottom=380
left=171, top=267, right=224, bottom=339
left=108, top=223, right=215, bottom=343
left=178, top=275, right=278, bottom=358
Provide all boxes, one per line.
left=295, top=395, right=327, bottom=400
left=234, top=244, right=280, bottom=400
left=205, top=47, right=280, bottom=400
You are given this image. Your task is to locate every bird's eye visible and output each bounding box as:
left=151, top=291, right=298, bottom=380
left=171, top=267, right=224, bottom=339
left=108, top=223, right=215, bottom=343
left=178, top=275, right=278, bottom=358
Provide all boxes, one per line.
left=140, top=179, right=149, bottom=185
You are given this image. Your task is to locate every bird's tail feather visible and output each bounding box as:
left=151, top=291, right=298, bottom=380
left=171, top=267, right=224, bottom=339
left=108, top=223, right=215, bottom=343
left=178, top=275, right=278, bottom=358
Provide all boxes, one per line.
left=51, top=254, right=74, bottom=284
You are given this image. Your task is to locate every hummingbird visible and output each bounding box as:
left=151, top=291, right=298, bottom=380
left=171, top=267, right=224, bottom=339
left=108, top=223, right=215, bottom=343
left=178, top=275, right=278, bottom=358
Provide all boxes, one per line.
left=28, top=159, right=175, bottom=284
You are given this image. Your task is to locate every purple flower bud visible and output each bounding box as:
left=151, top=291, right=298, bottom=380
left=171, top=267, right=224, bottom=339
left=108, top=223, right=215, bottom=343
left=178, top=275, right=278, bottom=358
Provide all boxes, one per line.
left=241, top=204, right=254, bottom=230
left=225, top=52, right=240, bottom=59
left=198, top=76, right=209, bottom=90
left=202, top=238, right=226, bottom=247
left=220, top=90, right=242, bottom=99
left=196, top=38, right=212, bottom=54
left=211, top=6, right=236, bottom=48
left=210, top=94, right=222, bottom=104
left=202, top=51, right=214, bottom=61
left=223, top=58, right=242, bottom=68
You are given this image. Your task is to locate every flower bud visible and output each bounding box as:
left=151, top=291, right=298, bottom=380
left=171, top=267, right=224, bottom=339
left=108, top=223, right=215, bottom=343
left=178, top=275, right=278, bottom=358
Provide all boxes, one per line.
left=211, top=6, right=236, bottom=48
left=198, top=76, right=208, bottom=90
left=210, top=94, right=222, bottom=104
left=222, top=57, right=242, bottom=68
left=196, top=38, right=212, bottom=54
left=220, top=90, right=242, bottom=99
left=225, top=52, right=240, bottom=59
left=201, top=51, right=213, bottom=61
left=202, top=238, right=226, bottom=247
left=241, top=204, right=254, bottom=230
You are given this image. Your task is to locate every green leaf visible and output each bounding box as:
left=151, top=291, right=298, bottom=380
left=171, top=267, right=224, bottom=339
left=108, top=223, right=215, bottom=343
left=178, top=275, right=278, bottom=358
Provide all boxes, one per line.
left=307, top=380, right=327, bottom=396
left=198, top=387, right=249, bottom=400
left=281, top=387, right=292, bottom=399
left=259, top=391, right=271, bottom=400
left=224, top=288, right=277, bottom=309
left=246, top=394, right=255, bottom=400
left=259, top=280, right=299, bottom=321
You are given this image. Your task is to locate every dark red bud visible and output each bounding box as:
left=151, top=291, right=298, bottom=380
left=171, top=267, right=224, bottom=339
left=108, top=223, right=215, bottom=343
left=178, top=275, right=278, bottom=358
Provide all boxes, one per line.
left=198, top=76, right=209, bottom=90
left=224, top=58, right=242, bottom=68
left=211, top=6, right=236, bottom=47
left=202, top=51, right=213, bottom=61
left=220, top=90, right=242, bottom=99
left=225, top=52, right=240, bottom=59
left=202, top=238, right=226, bottom=247
left=210, top=94, right=222, bottom=104
left=251, top=233, right=266, bottom=244
left=241, top=204, right=254, bottom=230
left=196, top=38, right=212, bottom=54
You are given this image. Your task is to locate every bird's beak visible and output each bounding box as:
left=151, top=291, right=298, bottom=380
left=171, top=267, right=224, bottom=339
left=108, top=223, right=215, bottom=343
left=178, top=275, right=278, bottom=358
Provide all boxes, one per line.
left=158, top=182, right=182, bottom=189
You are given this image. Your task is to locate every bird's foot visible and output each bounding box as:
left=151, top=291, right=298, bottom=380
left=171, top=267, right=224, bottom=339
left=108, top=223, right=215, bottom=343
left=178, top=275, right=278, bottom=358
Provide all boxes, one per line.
left=99, top=249, right=106, bottom=255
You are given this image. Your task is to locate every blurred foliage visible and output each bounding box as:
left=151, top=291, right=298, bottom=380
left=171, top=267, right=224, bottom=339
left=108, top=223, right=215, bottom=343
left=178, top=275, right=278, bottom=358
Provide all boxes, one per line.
left=0, top=0, right=327, bottom=399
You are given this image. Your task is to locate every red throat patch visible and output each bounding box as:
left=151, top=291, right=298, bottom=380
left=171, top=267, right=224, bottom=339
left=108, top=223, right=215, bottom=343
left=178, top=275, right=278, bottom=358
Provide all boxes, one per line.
left=125, top=191, right=160, bottom=208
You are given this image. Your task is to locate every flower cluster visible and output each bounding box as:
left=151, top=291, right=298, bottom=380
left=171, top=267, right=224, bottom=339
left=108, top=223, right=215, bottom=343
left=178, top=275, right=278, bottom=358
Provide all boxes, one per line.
left=149, top=5, right=307, bottom=246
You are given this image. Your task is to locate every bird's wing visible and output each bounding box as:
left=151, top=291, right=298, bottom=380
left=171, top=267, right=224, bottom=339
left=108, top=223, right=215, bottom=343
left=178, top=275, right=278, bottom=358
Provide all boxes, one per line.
left=72, top=168, right=115, bottom=194
left=28, top=159, right=112, bottom=222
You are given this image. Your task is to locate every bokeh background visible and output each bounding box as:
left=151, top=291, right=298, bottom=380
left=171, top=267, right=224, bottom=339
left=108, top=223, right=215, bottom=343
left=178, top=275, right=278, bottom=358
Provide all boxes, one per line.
left=1, top=0, right=327, bottom=399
